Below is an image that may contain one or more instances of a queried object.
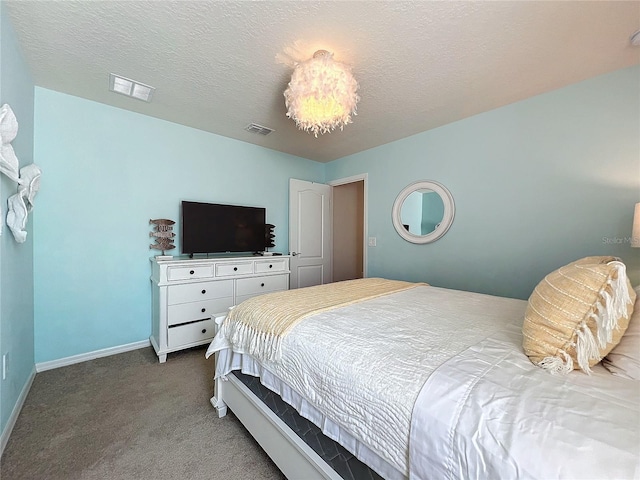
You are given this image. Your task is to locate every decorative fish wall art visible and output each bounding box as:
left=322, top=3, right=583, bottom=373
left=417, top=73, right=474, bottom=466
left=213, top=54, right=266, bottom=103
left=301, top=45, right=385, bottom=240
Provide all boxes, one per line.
left=149, top=219, right=175, bottom=257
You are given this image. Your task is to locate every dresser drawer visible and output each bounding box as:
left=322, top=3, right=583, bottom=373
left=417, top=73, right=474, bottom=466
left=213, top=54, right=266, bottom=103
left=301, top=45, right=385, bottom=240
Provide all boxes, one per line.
left=168, top=318, right=215, bottom=348
left=167, top=280, right=233, bottom=305
left=167, top=265, right=214, bottom=281
left=236, top=274, right=289, bottom=297
left=215, top=262, right=253, bottom=277
left=254, top=259, right=288, bottom=274
left=167, top=298, right=234, bottom=326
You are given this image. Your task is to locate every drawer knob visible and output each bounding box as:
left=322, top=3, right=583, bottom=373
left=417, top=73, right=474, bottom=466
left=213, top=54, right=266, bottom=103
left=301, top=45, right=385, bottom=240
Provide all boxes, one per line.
left=201, top=308, right=206, bottom=313
left=201, top=289, right=206, bottom=294
left=233, top=267, right=238, bottom=271
left=190, top=270, right=194, bottom=275
left=201, top=328, right=207, bottom=334
left=269, top=264, right=273, bottom=268
left=261, top=283, right=265, bottom=287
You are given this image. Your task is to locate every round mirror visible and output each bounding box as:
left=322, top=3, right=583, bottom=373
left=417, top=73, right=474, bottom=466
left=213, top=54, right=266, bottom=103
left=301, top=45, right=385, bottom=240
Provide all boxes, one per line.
left=392, top=180, right=455, bottom=244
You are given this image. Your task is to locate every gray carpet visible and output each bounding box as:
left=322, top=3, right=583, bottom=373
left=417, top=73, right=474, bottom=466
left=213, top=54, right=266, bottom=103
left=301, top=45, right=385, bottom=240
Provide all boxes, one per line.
left=0, top=346, right=285, bottom=480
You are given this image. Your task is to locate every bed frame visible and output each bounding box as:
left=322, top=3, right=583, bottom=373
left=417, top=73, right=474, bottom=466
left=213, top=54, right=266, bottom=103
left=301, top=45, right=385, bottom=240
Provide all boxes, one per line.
left=211, top=366, right=342, bottom=480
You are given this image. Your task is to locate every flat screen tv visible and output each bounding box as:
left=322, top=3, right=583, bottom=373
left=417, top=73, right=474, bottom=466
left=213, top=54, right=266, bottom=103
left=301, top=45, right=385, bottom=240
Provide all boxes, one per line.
left=181, top=201, right=266, bottom=255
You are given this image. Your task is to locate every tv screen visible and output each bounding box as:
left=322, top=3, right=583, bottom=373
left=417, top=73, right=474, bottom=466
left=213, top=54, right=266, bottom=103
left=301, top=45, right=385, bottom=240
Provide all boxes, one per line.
left=181, top=201, right=266, bottom=254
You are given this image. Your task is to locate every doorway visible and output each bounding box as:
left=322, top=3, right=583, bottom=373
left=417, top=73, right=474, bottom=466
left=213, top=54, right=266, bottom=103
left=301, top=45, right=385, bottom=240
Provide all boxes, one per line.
left=329, top=174, right=367, bottom=282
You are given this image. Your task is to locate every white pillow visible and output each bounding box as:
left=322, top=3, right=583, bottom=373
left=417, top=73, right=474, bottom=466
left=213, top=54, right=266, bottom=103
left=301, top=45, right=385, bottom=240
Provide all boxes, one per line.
left=603, top=286, right=640, bottom=380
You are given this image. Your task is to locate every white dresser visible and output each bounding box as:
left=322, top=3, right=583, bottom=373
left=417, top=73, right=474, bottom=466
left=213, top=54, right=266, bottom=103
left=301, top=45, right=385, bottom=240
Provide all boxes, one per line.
left=150, top=255, right=290, bottom=362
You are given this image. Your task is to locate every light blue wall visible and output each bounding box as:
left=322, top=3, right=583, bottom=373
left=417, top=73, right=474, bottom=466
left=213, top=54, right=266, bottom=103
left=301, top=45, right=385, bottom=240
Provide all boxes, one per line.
left=0, top=2, right=35, bottom=436
left=24, top=55, right=640, bottom=362
left=401, top=190, right=422, bottom=234
left=421, top=191, right=444, bottom=235
left=33, top=88, right=324, bottom=363
left=327, top=66, right=640, bottom=299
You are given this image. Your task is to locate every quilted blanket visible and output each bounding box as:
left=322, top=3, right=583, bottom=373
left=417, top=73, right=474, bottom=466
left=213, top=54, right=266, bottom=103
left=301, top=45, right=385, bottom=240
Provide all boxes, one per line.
left=217, top=277, right=422, bottom=362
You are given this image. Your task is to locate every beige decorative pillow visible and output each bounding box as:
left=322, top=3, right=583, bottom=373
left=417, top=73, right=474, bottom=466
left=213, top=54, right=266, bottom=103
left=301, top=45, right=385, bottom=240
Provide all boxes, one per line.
left=523, top=257, right=636, bottom=374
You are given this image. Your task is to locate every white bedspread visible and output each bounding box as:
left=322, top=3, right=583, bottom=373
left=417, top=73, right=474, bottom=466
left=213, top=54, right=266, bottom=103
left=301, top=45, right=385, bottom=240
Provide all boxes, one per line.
left=410, top=321, right=640, bottom=480
left=208, top=285, right=527, bottom=478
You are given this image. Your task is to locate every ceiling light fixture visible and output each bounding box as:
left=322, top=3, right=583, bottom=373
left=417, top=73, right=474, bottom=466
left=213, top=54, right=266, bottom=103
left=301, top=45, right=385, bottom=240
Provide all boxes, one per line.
left=283, top=50, right=359, bottom=137
left=109, top=73, right=155, bottom=102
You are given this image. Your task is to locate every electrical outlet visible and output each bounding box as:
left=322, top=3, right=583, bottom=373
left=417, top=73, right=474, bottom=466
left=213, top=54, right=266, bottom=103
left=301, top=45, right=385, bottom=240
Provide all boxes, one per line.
left=368, top=237, right=377, bottom=247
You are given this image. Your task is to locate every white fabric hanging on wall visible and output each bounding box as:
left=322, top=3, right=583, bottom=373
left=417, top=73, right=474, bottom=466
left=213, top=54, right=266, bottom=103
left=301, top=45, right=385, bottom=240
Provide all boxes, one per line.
left=0, top=104, right=20, bottom=183
left=18, top=163, right=41, bottom=209
left=6, top=164, right=42, bottom=243
left=0, top=103, right=43, bottom=242
left=6, top=189, right=28, bottom=243
left=0, top=103, right=21, bottom=237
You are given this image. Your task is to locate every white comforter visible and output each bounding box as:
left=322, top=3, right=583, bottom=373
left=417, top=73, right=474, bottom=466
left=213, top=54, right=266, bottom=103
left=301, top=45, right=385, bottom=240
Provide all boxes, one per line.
left=208, top=284, right=640, bottom=479
left=411, top=321, right=640, bottom=480
left=208, top=285, right=527, bottom=478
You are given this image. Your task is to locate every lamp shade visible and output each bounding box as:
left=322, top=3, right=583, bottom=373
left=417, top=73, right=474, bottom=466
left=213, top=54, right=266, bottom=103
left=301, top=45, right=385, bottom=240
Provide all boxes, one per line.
left=632, top=203, right=640, bottom=247
left=284, top=50, right=359, bottom=137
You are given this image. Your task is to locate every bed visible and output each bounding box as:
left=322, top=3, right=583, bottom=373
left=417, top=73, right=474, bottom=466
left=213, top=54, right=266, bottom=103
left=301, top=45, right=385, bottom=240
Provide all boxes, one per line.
left=205, top=261, right=640, bottom=480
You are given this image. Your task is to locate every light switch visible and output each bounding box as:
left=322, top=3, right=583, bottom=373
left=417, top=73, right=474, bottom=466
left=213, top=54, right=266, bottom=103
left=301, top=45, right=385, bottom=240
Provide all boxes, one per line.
left=368, top=237, right=377, bottom=247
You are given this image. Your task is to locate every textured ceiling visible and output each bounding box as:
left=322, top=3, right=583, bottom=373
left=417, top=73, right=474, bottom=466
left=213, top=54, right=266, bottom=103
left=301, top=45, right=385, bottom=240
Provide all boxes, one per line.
left=5, top=1, right=640, bottom=163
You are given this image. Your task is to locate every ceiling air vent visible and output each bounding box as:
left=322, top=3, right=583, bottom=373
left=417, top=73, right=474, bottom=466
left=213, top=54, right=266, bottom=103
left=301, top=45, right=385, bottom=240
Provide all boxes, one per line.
left=245, top=123, right=274, bottom=136
left=109, top=73, right=155, bottom=102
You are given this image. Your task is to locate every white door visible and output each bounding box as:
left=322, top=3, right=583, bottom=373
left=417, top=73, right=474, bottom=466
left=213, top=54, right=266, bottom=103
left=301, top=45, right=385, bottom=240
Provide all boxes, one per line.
left=289, top=179, right=332, bottom=289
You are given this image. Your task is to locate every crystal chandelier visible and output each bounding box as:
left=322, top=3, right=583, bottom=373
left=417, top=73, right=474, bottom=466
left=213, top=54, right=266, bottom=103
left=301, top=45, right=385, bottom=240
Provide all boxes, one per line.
left=284, top=50, right=359, bottom=137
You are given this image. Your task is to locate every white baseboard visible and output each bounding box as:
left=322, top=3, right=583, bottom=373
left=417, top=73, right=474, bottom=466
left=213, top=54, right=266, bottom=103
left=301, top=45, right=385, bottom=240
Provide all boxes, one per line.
left=0, top=366, right=36, bottom=456
left=35, top=339, right=151, bottom=373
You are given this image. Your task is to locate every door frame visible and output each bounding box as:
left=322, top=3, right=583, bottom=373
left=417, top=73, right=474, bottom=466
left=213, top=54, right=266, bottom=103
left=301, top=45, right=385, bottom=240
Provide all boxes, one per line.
left=328, top=173, right=368, bottom=279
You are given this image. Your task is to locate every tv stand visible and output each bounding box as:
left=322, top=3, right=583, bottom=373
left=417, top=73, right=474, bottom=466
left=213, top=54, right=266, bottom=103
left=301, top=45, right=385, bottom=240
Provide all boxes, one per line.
left=150, top=255, right=290, bottom=362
